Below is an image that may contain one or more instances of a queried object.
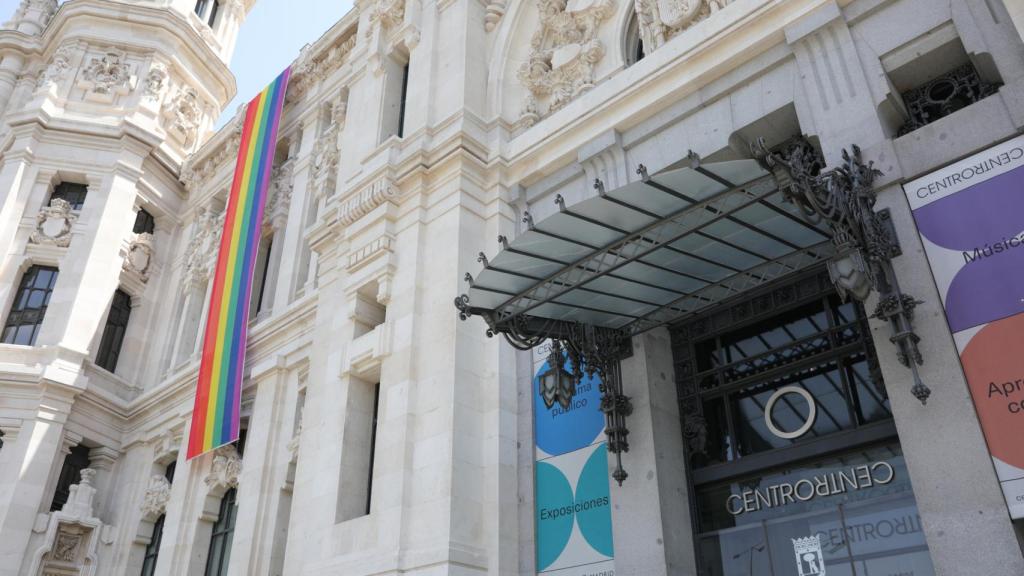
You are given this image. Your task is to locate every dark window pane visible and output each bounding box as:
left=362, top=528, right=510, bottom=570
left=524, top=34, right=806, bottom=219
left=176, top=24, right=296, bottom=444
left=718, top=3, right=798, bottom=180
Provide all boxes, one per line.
left=847, top=357, right=891, bottom=425
left=205, top=488, right=237, bottom=576
left=141, top=514, right=165, bottom=576
left=691, top=396, right=732, bottom=469
left=51, top=444, right=91, bottom=511
left=3, top=266, right=58, bottom=346
left=96, top=289, right=132, bottom=373
left=165, top=461, right=177, bottom=483
left=194, top=0, right=208, bottom=16
left=207, top=0, right=219, bottom=26
left=50, top=183, right=88, bottom=210
left=134, top=209, right=156, bottom=235
left=732, top=363, right=853, bottom=456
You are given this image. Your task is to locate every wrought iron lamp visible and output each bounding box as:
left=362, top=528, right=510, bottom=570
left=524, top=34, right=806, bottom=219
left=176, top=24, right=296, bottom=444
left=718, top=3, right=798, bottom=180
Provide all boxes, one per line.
left=539, top=340, right=576, bottom=410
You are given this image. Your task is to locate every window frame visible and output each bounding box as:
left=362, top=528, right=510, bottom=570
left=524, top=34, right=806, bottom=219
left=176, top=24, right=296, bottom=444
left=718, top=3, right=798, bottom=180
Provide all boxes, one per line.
left=96, top=289, right=133, bottom=373
left=50, top=443, right=91, bottom=512
left=50, top=182, right=89, bottom=211
left=2, top=265, right=59, bottom=346
left=204, top=488, right=238, bottom=576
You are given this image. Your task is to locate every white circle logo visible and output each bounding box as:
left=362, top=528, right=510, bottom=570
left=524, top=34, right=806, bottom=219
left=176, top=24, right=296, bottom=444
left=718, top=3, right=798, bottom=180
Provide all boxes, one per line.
left=763, top=386, right=817, bottom=440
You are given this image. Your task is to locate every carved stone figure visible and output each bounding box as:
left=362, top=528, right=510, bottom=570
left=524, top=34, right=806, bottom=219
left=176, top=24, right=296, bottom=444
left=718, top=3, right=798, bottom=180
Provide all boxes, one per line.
left=30, top=198, right=76, bottom=247
left=77, top=51, right=135, bottom=103
left=183, top=208, right=221, bottom=286
left=162, top=86, right=203, bottom=149
left=204, top=444, right=241, bottom=490
left=142, top=61, right=169, bottom=103
left=516, top=0, right=614, bottom=128
left=140, top=474, right=171, bottom=519
left=61, top=468, right=97, bottom=519
left=310, top=103, right=343, bottom=199
left=632, top=0, right=734, bottom=52
left=123, top=232, right=154, bottom=280
left=367, top=0, right=405, bottom=35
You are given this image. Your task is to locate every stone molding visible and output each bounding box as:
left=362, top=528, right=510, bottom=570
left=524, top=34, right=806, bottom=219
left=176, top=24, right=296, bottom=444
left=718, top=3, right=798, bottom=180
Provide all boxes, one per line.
left=337, top=175, right=399, bottom=227
left=289, top=33, right=357, bottom=102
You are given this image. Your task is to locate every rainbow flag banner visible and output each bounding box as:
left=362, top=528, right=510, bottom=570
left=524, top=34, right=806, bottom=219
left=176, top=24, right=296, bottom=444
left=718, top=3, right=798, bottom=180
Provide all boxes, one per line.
left=187, top=68, right=291, bottom=460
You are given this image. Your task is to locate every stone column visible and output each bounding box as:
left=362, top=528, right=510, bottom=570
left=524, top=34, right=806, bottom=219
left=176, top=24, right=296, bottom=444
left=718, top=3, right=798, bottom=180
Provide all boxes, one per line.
left=227, top=357, right=294, bottom=576
left=0, top=383, right=78, bottom=576
left=612, top=328, right=696, bottom=575
left=0, top=54, right=24, bottom=118
left=88, top=447, right=121, bottom=522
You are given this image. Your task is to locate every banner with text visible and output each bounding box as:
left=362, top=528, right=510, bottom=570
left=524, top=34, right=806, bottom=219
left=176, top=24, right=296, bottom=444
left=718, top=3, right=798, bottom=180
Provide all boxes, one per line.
left=534, top=346, right=615, bottom=576
left=903, top=134, right=1024, bottom=519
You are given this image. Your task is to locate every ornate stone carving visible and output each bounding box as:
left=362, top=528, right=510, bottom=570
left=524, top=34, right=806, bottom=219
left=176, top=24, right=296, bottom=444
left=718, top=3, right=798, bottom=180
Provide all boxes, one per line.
left=122, top=232, right=154, bottom=280
left=183, top=208, right=222, bottom=286
left=204, top=444, right=241, bottom=491
left=484, top=0, right=507, bottom=31
left=61, top=468, right=97, bottom=519
left=366, top=0, right=405, bottom=35
left=36, top=44, right=75, bottom=92
left=140, top=475, right=171, bottom=519
left=287, top=406, right=303, bottom=459
left=338, top=176, right=399, bottom=226
left=51, top=528, right=82, bottom=562
left=77, top=50, right=135, bottom=103
left=633, top=0, right=733, bottom=52
left=30, top=198, right=76, bottom=247
left=265, top=159, right=294, bottom=226
left=516, top=0, right=614, bottom=128
left=288, top=34, right=357, bottom=102
left=310, top=102, right=343, bottom=199
left=162, top=86, right=203, bottom=149
left=142, top=61, right=169, bottom=103
left=5, top=0, right=57, bottom=35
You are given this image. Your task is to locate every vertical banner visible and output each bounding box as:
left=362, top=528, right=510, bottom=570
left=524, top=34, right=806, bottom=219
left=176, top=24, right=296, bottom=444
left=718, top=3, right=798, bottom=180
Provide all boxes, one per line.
left=187, top=68, right=291, bottom=460
left=533, top=345, right=615, bottom=575
left=902, top=134, right=1024, bottom=518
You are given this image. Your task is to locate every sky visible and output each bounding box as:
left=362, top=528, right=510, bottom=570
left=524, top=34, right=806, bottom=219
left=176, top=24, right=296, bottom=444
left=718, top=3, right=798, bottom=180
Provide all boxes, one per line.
left=0, top=0, right=354, bottom=128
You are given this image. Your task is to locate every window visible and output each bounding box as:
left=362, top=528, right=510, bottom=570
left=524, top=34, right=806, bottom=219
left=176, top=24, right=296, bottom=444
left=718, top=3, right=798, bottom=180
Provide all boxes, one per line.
left=51, top=444, right=91, bottom=511
left=251, top=236, right=273, bottom=318
left=204, top=488, right=238, bottom=576
left=96, top=289, right=132, bottom=373
left=140, top=462, right=176, bottom=576
left=2, top=265, right=58, bottom=346
left=134, top=209, right=155, bottom=235
left=670, top=272, right=935, bottom=575
left=50, top=183, right=88, bottom=210
left=624, top=13, right=645, bottom=67
left=193, top=0, right=219, bottom=27
left=366, top=383, right=380, bottom=515
left=397, top=64, right=409, bottom=138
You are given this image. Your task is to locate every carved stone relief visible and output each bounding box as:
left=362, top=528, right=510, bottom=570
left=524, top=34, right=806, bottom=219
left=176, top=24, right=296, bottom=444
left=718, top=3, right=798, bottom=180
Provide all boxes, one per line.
left=77, top=50, right=136, bottom=103
left=289, top=34, right=357, bottom=102
left=309, top=101, right=344, bottom=199
left=30, top=198, right=76, bottom=247
left=142, top=61, right=169, bottom=103
left=517, top=0, right=614, bottom=128
left=633, top=0, right=733, bottom=52
left=36, top=43, right=76, bottom=92
left=265, top=159, right=294, bottom=226
left=485, top=0, right=507, bottom=31
left=140, top=475, right=171, bottom=519
left=366, top=0, right=406, bottom=36
left=204, top=444, right=241, bottom=491
left=183, top=208, right=223, bottom=287
left=162, top=85, right=204, bottom=149
left=122, top=232, right=154, bottom=281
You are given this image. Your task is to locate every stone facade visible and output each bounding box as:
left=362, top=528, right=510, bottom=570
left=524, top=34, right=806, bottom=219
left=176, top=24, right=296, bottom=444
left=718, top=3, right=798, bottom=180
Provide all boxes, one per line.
left=0, top=0, right=1021, bottom=575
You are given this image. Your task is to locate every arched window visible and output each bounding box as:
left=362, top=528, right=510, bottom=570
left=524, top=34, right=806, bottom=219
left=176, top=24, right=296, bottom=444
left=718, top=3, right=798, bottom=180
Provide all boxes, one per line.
left=624, top=12, right=646, bottom=67
left=204, top=488, right=237, bottom=576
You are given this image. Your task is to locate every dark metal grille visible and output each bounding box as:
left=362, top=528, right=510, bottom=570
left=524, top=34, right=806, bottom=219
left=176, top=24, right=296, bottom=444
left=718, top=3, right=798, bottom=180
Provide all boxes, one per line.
left=204, top=488, right=238, bottom=576
left=50, top=183, right=88, bottom=210
left=96, top=289, right=132, bottom=373
left=899, top=63, right=1001, bottom=135
left=2, top=265, right=58, bottom=346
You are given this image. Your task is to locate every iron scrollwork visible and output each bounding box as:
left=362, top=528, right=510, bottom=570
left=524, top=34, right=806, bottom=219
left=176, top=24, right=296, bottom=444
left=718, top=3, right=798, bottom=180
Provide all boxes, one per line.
left=752, top=138, right=931, bottom=404
left=455, top=280, right=634, bottom=484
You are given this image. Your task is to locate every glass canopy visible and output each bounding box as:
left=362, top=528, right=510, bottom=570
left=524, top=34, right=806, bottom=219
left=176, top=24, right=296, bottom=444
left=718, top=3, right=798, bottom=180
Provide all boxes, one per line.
left=463, top=158, right=836, bottom=336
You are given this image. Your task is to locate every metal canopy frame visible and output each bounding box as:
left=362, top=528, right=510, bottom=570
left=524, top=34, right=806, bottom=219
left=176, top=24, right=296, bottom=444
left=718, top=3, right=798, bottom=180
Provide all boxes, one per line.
left=455, top=138, right=929, bottom=486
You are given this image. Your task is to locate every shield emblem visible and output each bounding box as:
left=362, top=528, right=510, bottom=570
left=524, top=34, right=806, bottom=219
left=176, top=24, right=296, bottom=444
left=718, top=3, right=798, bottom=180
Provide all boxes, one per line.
left=792, top=536, right=826, bottom=576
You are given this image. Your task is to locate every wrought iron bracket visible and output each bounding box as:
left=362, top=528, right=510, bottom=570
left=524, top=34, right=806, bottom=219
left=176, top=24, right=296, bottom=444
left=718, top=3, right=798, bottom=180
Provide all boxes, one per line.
left=752, top=137, right=931, bottom=404
left=454, top=294, right=635, bottom=484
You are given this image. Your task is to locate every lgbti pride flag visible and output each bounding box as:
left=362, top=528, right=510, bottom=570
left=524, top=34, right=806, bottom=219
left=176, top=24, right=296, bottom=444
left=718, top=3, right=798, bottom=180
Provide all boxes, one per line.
left=187, top=68, right=291, bottom=459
